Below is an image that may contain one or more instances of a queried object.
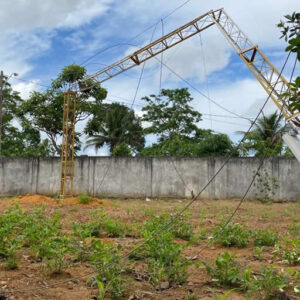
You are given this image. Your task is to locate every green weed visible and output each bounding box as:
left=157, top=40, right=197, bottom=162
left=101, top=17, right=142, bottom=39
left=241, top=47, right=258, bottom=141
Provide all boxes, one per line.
left=254, top=247, right=264, bottom=261
left=90, top=240, right=126, bottom=299
left=202, top=252, right=241, bottom=287
left=253, top=229, right=278, bottom=247
left=77, top=194, right=92, bottom=204
left=282, top=240, right=300, bottom=265
left=211, top=223, right=250, bottom=248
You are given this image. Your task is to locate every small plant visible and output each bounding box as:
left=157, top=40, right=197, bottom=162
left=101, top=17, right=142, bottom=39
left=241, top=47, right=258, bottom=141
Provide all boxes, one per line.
left=143, top=212, right=193, bottom=241
left=207, top=288, right=236, bottom=300
left=254, top=246, right=264, bottom=261
left=288, top=222, right=300, bottom=237
left=90, top=240, right=126, bottom=299
left=202, top=252, right=241, bottom=287
left=253, top=229, right=278, bottom=247
left=212, top=223, right=250, bottom=248
left=77, top=194, right=92, bottom=204
left=250, top=266, right=289, bottom=299
left=134, top=215, right=191, bottom=286
left=282, top=240, right=300, bottom=265
left=185, top=291, right=197, bottom=300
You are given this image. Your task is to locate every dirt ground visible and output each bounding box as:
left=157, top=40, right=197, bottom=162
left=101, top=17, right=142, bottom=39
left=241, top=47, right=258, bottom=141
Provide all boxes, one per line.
left=0, top=195, right=300, bottom=300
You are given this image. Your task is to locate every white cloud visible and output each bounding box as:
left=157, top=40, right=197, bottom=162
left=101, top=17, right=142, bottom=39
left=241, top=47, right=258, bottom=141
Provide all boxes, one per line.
left=12, top=80, right=40, bottom=99
left=0, top=0, right=113, bottom=77
left=0, top=0, right=113, bottom=31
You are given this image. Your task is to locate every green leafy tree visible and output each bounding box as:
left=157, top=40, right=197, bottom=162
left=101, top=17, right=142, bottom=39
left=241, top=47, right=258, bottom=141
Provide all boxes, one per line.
left=112, top=143, right=132, bottom=156
left=278, top=12, right=300, bottom=115
left=141, top=88, right=237, bottom=157
left=2, top=121, right=50, bottom=157
left=84, top=103, right=144, bottom=154
left=239, top=112, right=286, bottom=156
left=142, top=88, right=202, bottom=141
left=140, top=132, right=237, bottom=157
left=1, top=76, right=50, bottom=156
left=20, top=64, right=107, bottom=154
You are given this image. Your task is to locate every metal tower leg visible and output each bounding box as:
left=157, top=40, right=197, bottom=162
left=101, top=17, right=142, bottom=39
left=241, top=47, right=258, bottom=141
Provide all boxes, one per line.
left=60, top=90, right=76, bottom=198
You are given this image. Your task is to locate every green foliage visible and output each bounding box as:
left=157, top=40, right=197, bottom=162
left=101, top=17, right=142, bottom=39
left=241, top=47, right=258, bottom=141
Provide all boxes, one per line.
left=212, top=223, right=250, bottom=248
left=0, top=206, right=71, bottom=273
left=254, top=168, right=279, bottom=202
left=282, top=240, right=300, bottom=265
left=203, top=253, right=294, bottom=299
left=144, top=231, right=190, bottom=285
left=140, top=89, right=237, bottom=157
left=52, top=64, right=86, bottom=89
left=40, top=236, right=71, bottom=274
left=0, top=76, right=50, bottom=156
left=238, top=112, right=286, bottom=157
left=253, top=229, right=278, bottom=247
left=142, top=88, right=202, bottom=140
left=72, top=209, right=127, bottom=240
left=254, top=247, right=264, bottom=261
left=21, top=64, right=107, bottom=154
left=278, top=12, right=300, bottom=115
left=142, top=212, right=193, bottom=241
left=90, top=240, right=126, bottom=299
left=77, top=194, right=92, bottom=204
left=202, top=252, right=241, bottom=287
left=112, top=142, right=132, bottom=156
left=140, top=132, right=238, bottom=157
left=85, top=103, right=144, bottom=154
left=131, top=213, right=191, bottom=286
left=207, top=288, right=236, bottom=300
left=251, top=266, right=289, bottom=300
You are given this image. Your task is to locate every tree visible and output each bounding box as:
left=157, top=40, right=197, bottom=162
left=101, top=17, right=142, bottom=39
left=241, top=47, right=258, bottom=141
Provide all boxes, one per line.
left=112, top=143, right=132, bottom=156
left=239, top=112, right=286, bottom=156
left=141, top=88, right=237, bottom=157
left=84, top=103, right=145, bottom=154
left=142, top=88, right=202, bottom=141
left=20, top=64, right=107, bottom=154
left=140, top=131, right=237, bottom=157
left=278, top=12, right=300, bottom=115
left=2, top=121, right=50, bottom=157
left=0, top=76, right=50, bottom=156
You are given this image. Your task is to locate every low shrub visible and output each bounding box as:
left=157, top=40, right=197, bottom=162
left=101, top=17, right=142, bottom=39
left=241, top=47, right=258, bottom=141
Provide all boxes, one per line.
left=143, top=212, right=193, bottom=241
left=77, top=194, right=92, bottom=204
left=212, top=223, right=250, bottom=248
left=253, top=229, right=278, bottom=247
left=203, top=253, right=294, bottom=299
left=202, top=252, right=241, bottom=287
left=90, top=240, right=126, bottom=299
left=282, top=240, right=300, bottom=265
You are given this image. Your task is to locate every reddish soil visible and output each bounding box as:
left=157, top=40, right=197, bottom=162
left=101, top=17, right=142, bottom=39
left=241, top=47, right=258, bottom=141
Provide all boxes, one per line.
left=0, top=195, right=300, bottom=299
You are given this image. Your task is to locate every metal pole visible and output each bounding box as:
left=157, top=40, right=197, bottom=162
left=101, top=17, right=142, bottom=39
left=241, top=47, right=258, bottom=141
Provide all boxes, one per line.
left=0, top=71, right=4, bottom=155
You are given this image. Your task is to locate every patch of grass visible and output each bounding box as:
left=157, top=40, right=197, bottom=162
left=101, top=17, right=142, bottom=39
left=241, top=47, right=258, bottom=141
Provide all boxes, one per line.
left=77, top=194, right=92, bottom=204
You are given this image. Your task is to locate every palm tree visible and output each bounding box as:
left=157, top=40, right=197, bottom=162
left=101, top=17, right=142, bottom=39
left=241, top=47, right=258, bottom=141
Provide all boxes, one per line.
left=238, top=112, right=287, bottom=156
left=84, top=103, right=145, bottom=154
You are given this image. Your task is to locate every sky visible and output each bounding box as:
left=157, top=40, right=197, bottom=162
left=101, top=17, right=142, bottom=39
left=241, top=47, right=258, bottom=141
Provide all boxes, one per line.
left=1, top=0, right=299, bottom=155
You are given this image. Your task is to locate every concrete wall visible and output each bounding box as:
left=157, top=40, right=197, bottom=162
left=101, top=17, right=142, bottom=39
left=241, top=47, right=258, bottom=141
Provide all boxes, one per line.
left=0, top=157, right=299, bottom=200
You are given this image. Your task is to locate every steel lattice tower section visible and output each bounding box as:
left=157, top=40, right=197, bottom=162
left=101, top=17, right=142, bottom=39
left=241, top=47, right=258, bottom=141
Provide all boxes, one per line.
left=60, top=90, right=76, bottom=198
